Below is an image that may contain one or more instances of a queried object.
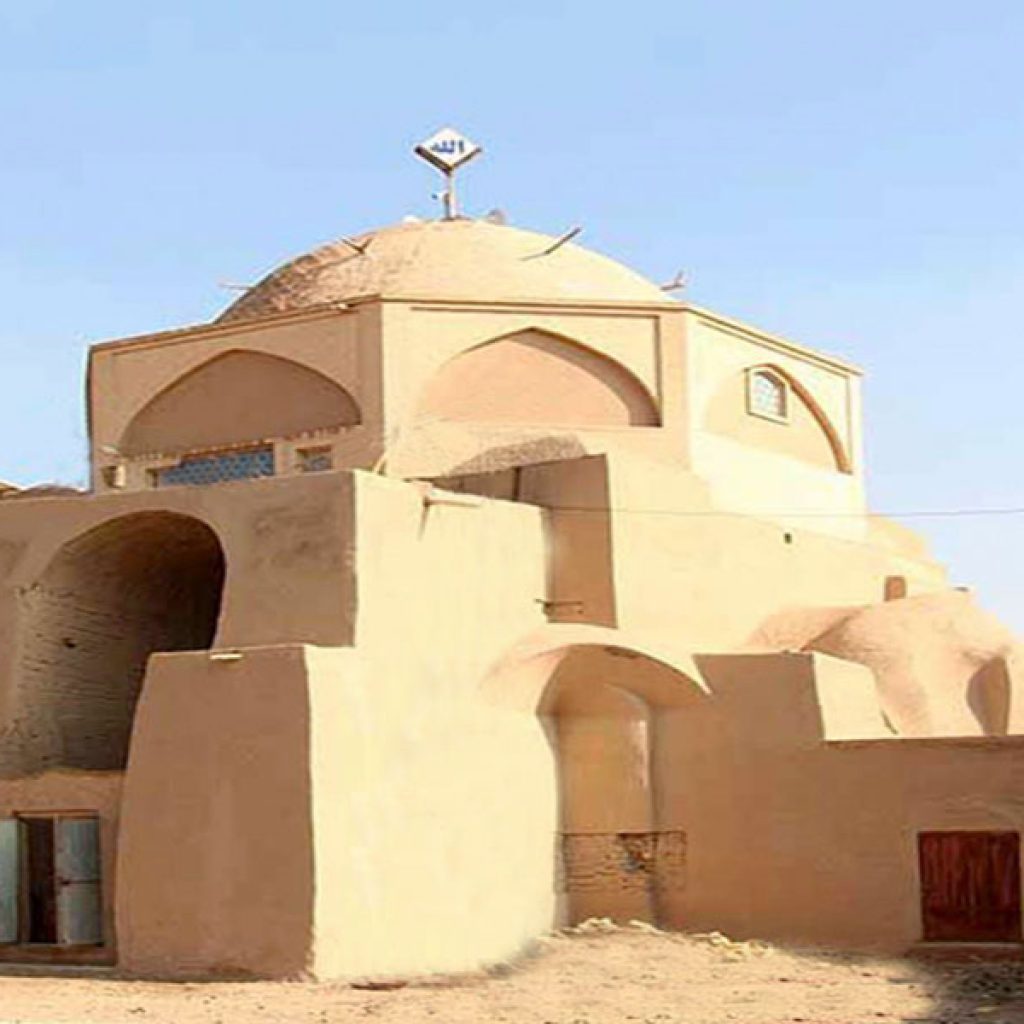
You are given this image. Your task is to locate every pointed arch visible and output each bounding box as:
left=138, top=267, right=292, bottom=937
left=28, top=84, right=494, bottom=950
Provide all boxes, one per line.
left=415, top=328, right=660, bottom=428
left=706, top=362, right=852, bottom=473
left=120, top=350, right=361, bottom=456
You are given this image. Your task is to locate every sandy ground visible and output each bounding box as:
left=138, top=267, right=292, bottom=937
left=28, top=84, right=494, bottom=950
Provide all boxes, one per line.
left=0, top=924, right=1022, bottom=1024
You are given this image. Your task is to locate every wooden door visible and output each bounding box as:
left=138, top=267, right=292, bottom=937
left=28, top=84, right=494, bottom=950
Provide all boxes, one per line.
left=919, top=831, right=1022, bottom=942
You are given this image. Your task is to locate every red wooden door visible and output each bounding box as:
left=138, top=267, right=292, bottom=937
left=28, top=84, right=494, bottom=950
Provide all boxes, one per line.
left=918, top=832, right=1022, bottom=942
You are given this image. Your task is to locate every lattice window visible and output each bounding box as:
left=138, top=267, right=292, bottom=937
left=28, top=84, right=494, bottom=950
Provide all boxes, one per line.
left=748, top=370, right=788, bottom=421
left=152, top=446, right=274, bottom=488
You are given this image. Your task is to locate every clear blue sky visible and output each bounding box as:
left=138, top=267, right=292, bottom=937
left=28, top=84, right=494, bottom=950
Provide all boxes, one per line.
left=1, top=1, right=1022, bottom=627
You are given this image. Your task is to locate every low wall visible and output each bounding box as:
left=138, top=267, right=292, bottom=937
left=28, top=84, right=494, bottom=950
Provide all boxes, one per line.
left=656, top=653, right=1024, bottom=950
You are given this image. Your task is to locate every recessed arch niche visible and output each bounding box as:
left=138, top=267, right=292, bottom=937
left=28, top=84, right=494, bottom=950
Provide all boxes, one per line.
left=481, top=633, right=706, bottom=925
left=7, top=512, right=226, bottom=775
left=119, top=350, right=361, bottom=456
left=415, top=330, right=660, bottom=428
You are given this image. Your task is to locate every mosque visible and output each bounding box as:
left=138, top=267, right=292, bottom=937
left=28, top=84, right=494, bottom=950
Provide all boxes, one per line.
left=0, top=135, right=1021, bottom=979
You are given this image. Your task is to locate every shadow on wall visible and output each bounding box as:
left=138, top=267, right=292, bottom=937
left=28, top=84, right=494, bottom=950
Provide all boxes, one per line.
left=967, top=657, right=1013, bottom=736
left=1, top=512, right=225, bottom=776
left=444, top=437, right=589, bottom=478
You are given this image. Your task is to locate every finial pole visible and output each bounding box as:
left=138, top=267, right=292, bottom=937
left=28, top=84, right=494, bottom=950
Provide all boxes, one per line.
left=443, top=169, right=456, bottom=220
left=414, top=128, right=481, bottom=221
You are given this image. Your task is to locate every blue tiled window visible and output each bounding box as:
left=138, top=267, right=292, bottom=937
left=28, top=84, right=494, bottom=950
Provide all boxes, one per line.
left=153, top=446, right=275, bottom=488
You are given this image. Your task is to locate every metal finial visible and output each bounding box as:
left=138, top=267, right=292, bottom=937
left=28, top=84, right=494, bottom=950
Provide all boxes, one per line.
left=414, top=127, right=482, bottom=220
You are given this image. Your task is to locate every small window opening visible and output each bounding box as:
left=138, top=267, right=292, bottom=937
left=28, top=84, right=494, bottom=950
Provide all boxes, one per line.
left=297, top=445, right=333, bottom=473
left=100, top=464, right=126, bottom=489
left=748, top=369, right=788, bottom=422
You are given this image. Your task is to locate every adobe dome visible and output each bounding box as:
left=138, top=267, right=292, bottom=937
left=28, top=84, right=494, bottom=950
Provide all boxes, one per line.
left=749, top=591, right=1024, bottom=737
left=217, top=218, right=671, bottom=323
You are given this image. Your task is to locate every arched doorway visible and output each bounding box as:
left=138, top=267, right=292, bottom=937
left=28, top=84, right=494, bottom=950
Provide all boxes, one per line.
left=8, top=512, right=225, bottom=775
left=544, top=667, right=657, bottom=924
left=483, top=629, right=706, bottom=926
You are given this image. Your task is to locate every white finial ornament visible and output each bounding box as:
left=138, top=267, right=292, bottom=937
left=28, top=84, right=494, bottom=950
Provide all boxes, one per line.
left=414, top=127, right=482, bottom=220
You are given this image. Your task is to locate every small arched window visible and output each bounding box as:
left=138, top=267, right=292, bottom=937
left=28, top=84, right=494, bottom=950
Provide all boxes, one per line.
left=747, top=368, right=789, bottom=422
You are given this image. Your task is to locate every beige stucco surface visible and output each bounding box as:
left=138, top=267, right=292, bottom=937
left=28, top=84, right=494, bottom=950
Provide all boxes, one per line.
left=116, top=646, right=319, bottom=977
left=655, top=653, right=1024, bottom=950
left=0, top=215, right=1020, bottom=979
left=0, top=473, right=357, bottom=781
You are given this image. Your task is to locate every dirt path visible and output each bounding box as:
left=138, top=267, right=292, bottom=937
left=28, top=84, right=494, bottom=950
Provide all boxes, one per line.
left=0, top=925, right=1021, bottom=1024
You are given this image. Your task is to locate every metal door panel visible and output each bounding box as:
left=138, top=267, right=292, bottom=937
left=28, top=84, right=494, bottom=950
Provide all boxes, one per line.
left=0, top=819, right=17, bottom=943
left=55, top=818, right=102, bottom=945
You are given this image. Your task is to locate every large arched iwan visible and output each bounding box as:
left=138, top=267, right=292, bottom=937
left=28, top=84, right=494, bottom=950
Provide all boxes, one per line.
left=416, top=330, right=660, bottom=428
left=9, top=512, right=226, bottom=774
left=119, top=350, right=361, bottom=456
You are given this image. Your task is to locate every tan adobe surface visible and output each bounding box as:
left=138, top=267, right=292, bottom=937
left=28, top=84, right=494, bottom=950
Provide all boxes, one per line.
left=217, top=218, right=673, bottom=322
left=0, top=206, right=1022, bottom=982
left=748, top=591, right=1024, bottom=737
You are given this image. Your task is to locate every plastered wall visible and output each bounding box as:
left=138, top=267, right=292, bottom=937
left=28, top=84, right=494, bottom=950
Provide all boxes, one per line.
left=379, top=302, right=670, bottom=435
left=511, top=453, right=945, bottom=643
left=116, top=646, right=320, bottom=978
left=654, top=653, right=1024, bottom=950
left=415, top=329, right=659, bottom=428
left=119, top=350, right=361, bottom=456
left=703, top=368, right=843, bottom=471
left=89, top=304, right=384, bottom=489
left=99, top=471, right=1019, bottom=976
left=687, top=308, right=865, bottom=528
left=88, top=287, right=869, bottom=519
left=303, top=473, right=559, bottom=978
left=116, top=467, right=563, bottom=980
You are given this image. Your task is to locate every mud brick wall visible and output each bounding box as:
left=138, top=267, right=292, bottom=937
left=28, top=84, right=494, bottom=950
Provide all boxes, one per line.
left=1, top=513, right=224, bottom=776
left=560, top=830, right=687, bottom=902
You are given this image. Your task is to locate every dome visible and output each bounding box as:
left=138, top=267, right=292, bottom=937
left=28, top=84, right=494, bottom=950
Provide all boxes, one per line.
left=217, top=218, right=671, bottom=323
left=749, top=591, right=1024, bottom=738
